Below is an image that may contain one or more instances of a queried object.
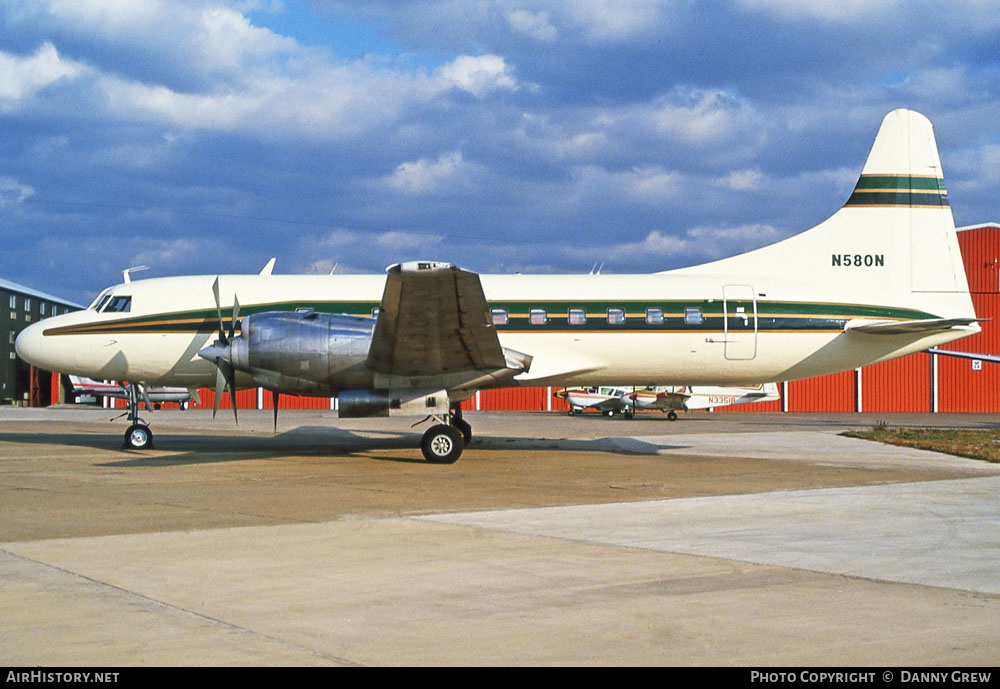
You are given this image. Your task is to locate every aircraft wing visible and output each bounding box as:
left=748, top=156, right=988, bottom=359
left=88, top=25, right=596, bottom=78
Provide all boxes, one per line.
left=366, top=262, right=508, bottom=376
left=646, top=389, right=687, bottom=410
left=844, top=318, right=982, bottom=335
left=593, top=397, right=628, bottom=412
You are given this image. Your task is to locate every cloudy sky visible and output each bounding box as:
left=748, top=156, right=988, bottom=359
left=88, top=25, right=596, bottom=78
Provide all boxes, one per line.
left=2, top=0, right=999, bottom=304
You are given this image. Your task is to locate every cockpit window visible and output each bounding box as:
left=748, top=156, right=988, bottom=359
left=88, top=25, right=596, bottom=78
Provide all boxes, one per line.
left=102, top=296, right=132, bottom=313
left=90, top=289, right=112, bottom=311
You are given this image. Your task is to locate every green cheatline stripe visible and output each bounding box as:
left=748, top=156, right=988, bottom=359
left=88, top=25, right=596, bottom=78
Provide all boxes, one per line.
left=44, top=299, right=938, bottom=337
left=845, top=191, right=949, bottom=207
left=854, top=175, right=946, bottom=191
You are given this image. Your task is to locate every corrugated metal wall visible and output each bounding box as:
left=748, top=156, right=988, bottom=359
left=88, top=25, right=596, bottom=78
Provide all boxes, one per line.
left=937, top=293, right=1000, bottom=411
left=787, top=371, right=856, bottom=412
left=862, top=355, right=932, bottom=412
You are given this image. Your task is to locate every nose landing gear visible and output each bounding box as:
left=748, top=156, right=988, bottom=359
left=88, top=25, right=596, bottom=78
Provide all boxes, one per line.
left=115, top=383, right=154, bottom=450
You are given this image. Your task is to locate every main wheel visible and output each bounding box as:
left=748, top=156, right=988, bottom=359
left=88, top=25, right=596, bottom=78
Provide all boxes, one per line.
left=623, top=410, right=634, bottom=420
left=605, top=409, right=615, bottom=417
left=124, top=423, right=153, bottom=450
left=421, top=424, right=463, bottom=464
left=667, top=410, right=678, bottom=421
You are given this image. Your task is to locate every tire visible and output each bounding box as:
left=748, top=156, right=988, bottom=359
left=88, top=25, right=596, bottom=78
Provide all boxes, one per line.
left=667, top=410, right=678, bottom=421
left=605, top=409, right=615, bottom=417
left=624, top=410, right=634, bottom=420
left=124, top=424, right=153, bottom=450
left=421, top=424, right=463, bottom=464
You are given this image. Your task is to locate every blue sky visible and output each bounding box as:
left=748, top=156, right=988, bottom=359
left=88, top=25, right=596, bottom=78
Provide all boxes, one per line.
left=2, top=0, right=999, bottom=304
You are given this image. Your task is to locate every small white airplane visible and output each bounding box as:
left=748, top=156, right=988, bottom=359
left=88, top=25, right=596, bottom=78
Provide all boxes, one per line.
left=555, top=383, right=780, bottom=419
left=632, top=383, right=780, bottom=419
left=16, top=110, right=981, bottom=463
left=554, top=386, right=631, bottom=417
left=67, top=375, right=196, bottom=409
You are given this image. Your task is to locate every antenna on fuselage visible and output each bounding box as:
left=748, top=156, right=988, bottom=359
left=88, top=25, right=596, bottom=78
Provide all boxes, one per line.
left=122, top=265, right=148, bottom=284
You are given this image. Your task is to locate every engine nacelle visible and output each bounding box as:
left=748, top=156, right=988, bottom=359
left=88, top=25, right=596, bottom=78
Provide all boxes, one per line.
left=230, top=311, right=375, bottom=395
left=338, top=388, right=451, bottom=418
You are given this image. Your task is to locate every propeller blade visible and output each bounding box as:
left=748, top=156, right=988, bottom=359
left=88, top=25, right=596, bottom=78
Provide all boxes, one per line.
left=228, top=381, right=238, bottom=426
left=208, top=278, right=240, bottom=425
left=212, top=364, right=227, bottom=419
left=229, top=294, right=241, bottom=341
left=211, top=276, right=225, bottom=342
left=271, top=390, right=279, bottom=434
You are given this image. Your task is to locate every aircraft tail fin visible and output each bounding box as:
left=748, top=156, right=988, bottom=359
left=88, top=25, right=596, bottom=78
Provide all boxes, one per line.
left=672, top=109, right=976, bottom=321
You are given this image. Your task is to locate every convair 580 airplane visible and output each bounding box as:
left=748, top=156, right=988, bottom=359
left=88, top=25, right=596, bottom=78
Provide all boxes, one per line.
left=16, top=110, right=980, bottom=463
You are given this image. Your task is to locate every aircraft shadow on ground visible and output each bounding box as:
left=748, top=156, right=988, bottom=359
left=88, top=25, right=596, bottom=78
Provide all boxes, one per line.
left=0, top=425, right=682, bottom=467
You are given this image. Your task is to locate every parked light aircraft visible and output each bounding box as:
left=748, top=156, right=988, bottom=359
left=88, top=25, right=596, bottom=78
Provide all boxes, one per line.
left=633, top=383, right=780, bottom=419
left=555, top=386, right=631, bottom=417
left=16, top=110, right=981, bottom=463
left=556, top=383, right=780, bottom=419
left=68, top=375, right=196, bottom=409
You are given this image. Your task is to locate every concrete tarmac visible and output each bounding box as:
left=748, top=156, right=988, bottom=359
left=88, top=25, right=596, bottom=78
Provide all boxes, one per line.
left=1, top=407, right=998, bottom=666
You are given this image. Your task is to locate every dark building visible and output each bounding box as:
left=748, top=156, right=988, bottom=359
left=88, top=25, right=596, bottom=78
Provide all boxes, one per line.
left=0, top=278, right=81, bottom=405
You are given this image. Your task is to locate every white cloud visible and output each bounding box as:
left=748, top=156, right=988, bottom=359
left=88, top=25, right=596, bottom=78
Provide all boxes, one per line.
left=564, top=223, right=785, bottom=266
left=0, top=43, right=82, bottom=103
left=648, top=87, right=755, bottom=145
left=506, top=9, right=557, bottom=41
left=5, top=1, right=297, bottom=86
left=375, top=230, right=441, bottom=250
left=128, top=238, right=204, bottom=266
left=562, top=229, right=690, bottom=264
left=0, top=177, right=35, bottom=206
left=568, top=164, right=683, bottom=206
left=436, top=54, right=517, bottom=97
left=715, top=169, right=766, bottom=191
left=384, top=151, right=467, bottom=195
left=685, top=223, right=783, bottom=257
left=735, top=0, right=899, bottom=23
left=556, top=0, right=666, bottom=41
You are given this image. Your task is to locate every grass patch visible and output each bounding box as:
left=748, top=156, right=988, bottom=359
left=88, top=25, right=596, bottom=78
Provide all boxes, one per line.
left=843, top=426, right=1000, bottom=463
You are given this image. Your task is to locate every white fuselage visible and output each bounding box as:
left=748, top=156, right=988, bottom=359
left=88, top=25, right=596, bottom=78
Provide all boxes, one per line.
left=15, top=270, right=978, bottom=392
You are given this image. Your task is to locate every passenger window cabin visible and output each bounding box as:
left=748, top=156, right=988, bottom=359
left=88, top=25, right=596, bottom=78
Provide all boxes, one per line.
left=607, top=308, right=625, bottom=325
left=684, top=307, right=704, bottom=325
left=567, top=308, right=587, bottom=325
left=529, top=308, right=547, bottom=325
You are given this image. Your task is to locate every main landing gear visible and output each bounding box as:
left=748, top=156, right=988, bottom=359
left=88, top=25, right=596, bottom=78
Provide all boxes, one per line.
left=420, top=405, right=472, bottom=464
left=115, top=383, right=154, bottom=450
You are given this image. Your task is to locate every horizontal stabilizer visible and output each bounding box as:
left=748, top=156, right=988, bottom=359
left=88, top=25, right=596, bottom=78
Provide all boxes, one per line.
left=844, top=317, right=983, bottom=335
left=927, top=348, right=1000, bottom=364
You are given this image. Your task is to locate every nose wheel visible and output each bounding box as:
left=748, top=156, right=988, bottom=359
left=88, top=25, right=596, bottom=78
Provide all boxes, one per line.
left=116, top=382, right=155, bottom=449
left=124, top=423, right=154, bottom=450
